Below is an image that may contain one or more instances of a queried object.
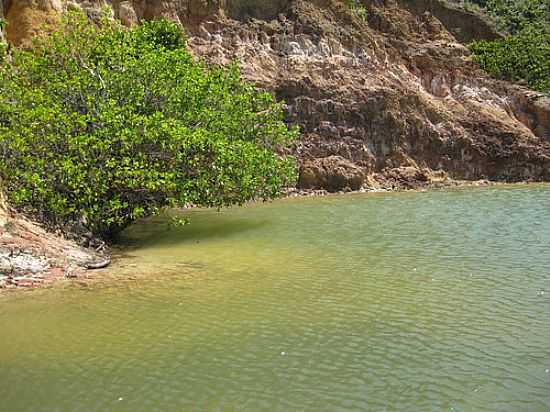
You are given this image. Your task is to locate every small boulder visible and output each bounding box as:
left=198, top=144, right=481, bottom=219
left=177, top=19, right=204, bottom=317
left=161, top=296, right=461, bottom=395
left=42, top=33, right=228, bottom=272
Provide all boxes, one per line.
left=298, top=156, right=365, bottom=192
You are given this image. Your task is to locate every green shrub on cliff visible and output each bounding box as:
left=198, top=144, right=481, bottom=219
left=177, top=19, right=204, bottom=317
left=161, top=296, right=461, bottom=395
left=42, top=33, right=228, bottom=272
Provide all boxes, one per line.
left=471, top=25, right=550, bottom=93
left=464, top=0, right=549, bottom=34
left=467, top=0, right=549, bottom=94
left=0, top=13, right=297, bottom=238
left=344, top=0, right=368, bottom=21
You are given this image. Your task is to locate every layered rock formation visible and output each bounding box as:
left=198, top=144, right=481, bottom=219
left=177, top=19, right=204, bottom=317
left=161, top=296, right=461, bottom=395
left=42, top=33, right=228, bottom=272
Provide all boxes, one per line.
left=6, top=0, right=545, bottom=191
left=200, top=0, right=549, bottom=191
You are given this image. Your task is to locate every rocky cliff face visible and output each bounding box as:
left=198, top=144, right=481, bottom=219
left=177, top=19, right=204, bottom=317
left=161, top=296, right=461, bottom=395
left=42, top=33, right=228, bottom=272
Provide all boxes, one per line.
left=2, top=0, right=550, bottom=192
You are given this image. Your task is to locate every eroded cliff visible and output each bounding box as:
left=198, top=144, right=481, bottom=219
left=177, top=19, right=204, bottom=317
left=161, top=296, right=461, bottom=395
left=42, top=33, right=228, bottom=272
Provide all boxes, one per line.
left=6, top=0, right=546, bottom=191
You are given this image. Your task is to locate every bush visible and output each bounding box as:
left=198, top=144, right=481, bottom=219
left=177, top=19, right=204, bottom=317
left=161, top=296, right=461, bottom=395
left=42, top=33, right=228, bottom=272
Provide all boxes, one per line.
left=0, top=13, right=298, bottom=238
left=471, top=26, right=550, bottom=93
left=465, top=0, right=549, bottom=34
left=467, top=0, right=549, bottom=94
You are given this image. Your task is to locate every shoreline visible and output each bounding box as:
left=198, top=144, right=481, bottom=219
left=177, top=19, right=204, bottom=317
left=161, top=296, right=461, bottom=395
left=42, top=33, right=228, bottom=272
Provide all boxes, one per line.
left=285, top=177, right=513, bottom=198
left=0, top=204, right=110, bottom=291
left=0, top=179, right=546, bottom=292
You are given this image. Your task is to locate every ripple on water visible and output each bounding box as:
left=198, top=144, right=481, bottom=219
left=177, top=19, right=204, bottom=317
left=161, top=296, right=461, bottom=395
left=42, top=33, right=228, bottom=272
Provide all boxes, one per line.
left=1, top=185, right=550, bottom=411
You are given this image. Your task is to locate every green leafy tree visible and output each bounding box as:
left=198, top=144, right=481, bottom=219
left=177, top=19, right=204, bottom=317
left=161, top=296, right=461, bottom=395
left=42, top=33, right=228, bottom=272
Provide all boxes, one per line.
left=0, top=13, right=298, bottom=238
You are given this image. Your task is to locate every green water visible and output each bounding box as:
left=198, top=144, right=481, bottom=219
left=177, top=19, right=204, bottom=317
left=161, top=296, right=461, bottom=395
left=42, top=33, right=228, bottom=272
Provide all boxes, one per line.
left=1, top=185, right=550, bottom=411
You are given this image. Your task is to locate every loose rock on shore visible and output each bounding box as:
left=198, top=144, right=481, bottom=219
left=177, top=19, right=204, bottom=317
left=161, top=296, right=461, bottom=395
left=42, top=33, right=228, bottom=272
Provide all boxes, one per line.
left=0, top=194, right=110, bottom=290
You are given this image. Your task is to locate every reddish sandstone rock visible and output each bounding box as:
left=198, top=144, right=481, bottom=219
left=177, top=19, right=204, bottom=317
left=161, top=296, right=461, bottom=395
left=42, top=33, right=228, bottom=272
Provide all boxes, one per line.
left=299, top=156, right=365, bottom=192
left=0, top=189, right=105, bottom=289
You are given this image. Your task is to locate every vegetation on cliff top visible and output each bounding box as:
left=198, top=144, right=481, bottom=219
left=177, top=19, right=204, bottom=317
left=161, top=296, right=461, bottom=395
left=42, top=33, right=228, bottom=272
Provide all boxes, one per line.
left=344, top=0, right=369, bottom=21
left=464, top=0, right=548, bottom=34
left=468, top=0, right=549, bottom=93
left=0, top=13, right=297, bottom=239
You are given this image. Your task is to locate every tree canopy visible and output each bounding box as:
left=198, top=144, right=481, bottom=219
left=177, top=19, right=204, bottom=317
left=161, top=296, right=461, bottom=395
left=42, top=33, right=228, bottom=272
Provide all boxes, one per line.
left=0, top=13, right=298, bottom=238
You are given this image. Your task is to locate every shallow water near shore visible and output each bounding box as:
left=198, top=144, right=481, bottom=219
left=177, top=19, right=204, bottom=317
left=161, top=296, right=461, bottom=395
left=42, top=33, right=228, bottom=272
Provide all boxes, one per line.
left=1, top=185, right=550, bottom=411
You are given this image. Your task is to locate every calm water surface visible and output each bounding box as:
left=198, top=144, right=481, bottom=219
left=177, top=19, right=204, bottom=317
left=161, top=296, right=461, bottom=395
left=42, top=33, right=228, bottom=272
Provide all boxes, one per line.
left=1, top=185, right=550, bottom=411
